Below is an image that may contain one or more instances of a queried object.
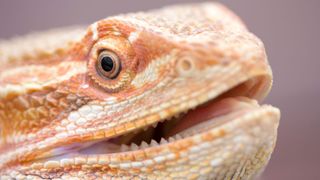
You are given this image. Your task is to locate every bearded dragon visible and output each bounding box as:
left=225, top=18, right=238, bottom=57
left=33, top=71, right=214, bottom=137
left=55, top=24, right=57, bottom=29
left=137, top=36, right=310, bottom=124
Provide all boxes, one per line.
left=0, top=2, right=280, bottom=179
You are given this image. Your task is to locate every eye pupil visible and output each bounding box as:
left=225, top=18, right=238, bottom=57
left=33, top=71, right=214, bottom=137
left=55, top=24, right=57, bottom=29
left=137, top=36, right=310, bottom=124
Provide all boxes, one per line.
left=96, top=50, right=121, bottom=79
left=101, top=56, right=114, bottom=72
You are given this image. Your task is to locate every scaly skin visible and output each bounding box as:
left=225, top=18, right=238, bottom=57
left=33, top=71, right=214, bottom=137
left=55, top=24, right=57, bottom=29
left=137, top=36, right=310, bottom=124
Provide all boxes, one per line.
left=0, top=3, right=280, bottom=179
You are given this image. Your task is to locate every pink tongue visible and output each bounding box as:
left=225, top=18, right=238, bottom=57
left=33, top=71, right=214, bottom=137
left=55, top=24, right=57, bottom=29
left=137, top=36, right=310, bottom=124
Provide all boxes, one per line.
left=167, top=97, right=258, bottom=137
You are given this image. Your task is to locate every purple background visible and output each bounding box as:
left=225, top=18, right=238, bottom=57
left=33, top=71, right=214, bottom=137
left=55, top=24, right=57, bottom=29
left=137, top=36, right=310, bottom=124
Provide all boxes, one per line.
left=0, top=0, right=319, bottom=179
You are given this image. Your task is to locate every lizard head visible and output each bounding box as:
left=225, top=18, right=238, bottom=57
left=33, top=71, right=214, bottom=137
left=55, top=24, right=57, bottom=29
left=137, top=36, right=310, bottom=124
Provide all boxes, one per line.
left=0, top=3, right=280, bottom=179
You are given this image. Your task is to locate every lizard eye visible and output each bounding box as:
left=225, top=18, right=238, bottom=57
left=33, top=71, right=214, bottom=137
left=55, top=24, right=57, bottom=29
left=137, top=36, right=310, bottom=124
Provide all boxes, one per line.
left=97, top=50, right=121, bottom=79
left=87, top=35, right=136, bottom=92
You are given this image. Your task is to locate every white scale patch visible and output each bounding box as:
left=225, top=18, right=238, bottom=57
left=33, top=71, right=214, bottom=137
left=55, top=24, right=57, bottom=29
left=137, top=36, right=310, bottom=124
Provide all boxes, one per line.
left=128, top=31, right=140, bottom=43
left=0, top=61, right=87, bottom=98
left=66, top=104, right=106, bottom=127
left=90, top=22, right=99, bottom=41
left=131, top=54, right=172, bottom=88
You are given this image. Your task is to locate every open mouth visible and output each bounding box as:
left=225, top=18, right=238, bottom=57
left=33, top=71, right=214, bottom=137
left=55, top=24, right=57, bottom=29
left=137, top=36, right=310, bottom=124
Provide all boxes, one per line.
left=41, top=77, right=269, bottom=162
left=76, top=96, right=259, bottom=155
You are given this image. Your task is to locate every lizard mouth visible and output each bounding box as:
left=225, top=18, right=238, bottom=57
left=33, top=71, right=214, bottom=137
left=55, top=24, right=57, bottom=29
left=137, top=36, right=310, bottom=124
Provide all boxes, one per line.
left=43, top=76, right=269, bottom=160
left=24, top=74, right=279, bottom=174
left=77, top=96, right=260, bottom=155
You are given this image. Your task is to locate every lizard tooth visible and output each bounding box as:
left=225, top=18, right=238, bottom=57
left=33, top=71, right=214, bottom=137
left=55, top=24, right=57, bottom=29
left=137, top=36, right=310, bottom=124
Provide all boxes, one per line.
left=120, top=144, right=129, bottom=151
left=74, top=157, right=87, bottom=165
left=87, top=156, right=98, bottom=164
left=152, top=122, right=158, bottom=128
left=31, top=162, right=43, bottom=169
left=44, top=161, right=60, bottom=168
left=60, top=158, right=74, bottom=167
left=160, top=138, right=168, bottom=145
left=140, top=141, right=149, bottom=148
left=150, top=139, right=158, bottom=147
left=130, top=143, right=139, bottom=150
left=143, top=127, right=149, bottom=131
left=168, top=137, right=175, bottom=142
left=174, top=134, right=182, bottom=140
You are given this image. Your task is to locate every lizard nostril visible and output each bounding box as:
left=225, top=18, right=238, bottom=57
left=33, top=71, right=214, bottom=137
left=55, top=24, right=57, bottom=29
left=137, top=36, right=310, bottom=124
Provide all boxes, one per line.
left=177, top=58, right=195, bottom=75
left=181, top=59, right=192, bottom=71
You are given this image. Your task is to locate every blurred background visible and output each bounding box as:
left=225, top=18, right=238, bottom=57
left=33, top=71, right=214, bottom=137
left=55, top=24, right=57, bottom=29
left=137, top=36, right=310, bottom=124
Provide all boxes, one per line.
left=0, top=0, right=319, bottom=179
